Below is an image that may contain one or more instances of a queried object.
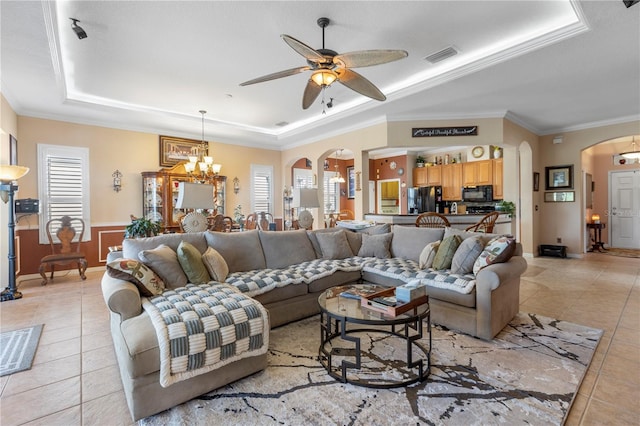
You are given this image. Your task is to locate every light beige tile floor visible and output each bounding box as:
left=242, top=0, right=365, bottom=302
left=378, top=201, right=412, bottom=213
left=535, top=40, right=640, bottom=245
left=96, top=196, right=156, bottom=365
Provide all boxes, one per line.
left=1, top=252, right=638, bottom=425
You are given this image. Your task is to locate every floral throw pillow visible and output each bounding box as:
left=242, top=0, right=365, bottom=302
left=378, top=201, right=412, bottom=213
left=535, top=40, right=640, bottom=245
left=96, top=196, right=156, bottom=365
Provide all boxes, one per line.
left=107, top=259, right=165, bottom=297
left=473, top=236, right=517, bottom=274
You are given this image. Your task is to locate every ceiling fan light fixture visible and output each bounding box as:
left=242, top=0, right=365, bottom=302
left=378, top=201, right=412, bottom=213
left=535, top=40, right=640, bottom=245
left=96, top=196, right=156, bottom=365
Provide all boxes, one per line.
left=311, top=70, right=338, bottom=87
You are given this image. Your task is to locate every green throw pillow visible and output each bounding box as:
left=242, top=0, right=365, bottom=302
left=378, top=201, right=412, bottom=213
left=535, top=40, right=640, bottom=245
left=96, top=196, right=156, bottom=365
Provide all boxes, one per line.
left=177, top=241, right=211, bottom=284
left=431, top=235, right=462, bottom=270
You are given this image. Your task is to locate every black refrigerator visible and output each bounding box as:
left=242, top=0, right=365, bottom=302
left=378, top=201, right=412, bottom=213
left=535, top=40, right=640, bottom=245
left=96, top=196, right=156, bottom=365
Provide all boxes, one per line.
left=407, top=186, right=443, bottom=214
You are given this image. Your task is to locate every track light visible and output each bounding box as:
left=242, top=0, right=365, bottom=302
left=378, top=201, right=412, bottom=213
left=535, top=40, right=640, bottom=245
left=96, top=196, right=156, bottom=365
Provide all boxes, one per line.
left=327, top=98, right=334, bottom=108
left=70, top=18, right=87, bottom=40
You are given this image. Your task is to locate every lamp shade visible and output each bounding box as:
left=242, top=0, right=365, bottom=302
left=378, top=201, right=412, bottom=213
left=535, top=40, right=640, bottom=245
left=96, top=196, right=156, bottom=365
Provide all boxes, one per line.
left=292, top=188, right=320, bottom=208
left=175, top=182, right=216, bottom=209
left=0, top=165, right=30, bottom=182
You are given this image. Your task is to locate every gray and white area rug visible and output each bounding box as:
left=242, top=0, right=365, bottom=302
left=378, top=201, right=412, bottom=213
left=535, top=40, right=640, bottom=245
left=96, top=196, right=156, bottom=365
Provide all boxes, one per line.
left=140, top=313, right=602, bottom=425
left=0, top=324, right=43, bottom=377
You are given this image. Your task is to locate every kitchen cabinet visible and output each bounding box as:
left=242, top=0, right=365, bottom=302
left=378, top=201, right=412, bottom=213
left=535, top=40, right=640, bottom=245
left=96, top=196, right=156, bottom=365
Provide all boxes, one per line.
left=493, top=158, right=503, bottom=199
left=413, top=167, right=428, bottom=186
left=381, top=182, right=399, bottom=199
left=462, top=160, right=493, bottom=186
left=413, top=165, right=441, bottom=186
left=142, top=169, right=226, bottom=233
left=427, top=165, right=442, bottom=186
left=442, top=163, right=462, bottom=201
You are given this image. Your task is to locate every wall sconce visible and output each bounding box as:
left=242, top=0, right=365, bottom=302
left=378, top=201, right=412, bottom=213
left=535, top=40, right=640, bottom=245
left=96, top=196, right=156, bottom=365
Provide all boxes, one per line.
left=112, top=170, right=122, bottom=192
left=233, top=177, right=240, bottom=194
left=355, top=171, right=362, bottom=191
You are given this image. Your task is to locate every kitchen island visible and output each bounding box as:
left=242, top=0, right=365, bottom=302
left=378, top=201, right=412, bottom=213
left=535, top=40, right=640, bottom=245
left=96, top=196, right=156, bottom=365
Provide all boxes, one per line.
left=364, top=213, right=513, bottom=234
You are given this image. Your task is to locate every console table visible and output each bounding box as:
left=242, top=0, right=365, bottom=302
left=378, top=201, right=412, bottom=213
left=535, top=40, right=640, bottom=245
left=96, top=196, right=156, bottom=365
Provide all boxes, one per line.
left=587, top=223, right=606, bottom=252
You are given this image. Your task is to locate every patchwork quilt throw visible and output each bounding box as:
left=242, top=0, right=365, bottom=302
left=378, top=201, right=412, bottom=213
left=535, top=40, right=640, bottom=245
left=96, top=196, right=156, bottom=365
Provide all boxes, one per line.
left=143, top=283, right=269, bottom=387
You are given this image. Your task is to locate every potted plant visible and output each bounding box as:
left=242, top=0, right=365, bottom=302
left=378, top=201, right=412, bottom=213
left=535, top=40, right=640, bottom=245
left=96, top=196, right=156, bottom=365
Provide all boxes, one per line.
left=416, top=156, right=426, bottom=168
left=495, top=200, right=515, bottom=218
left=234, top=205, right=245, bottom=230
left=124, top=216, right=162, bottom=238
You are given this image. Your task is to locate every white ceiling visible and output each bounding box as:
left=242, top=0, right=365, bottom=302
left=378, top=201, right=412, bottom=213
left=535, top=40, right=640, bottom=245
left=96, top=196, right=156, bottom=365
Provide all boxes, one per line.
left=1, top=1, right=639, bottom=151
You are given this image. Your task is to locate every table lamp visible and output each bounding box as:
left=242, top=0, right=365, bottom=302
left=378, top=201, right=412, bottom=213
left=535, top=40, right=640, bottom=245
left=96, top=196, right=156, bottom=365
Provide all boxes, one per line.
left=175, top=182, right=216, bottom=232
left=1, top=165, right=30, bottom=302
left=591, top=214, right=600, bottom=224
left=292, top=188, right=320, bottom=230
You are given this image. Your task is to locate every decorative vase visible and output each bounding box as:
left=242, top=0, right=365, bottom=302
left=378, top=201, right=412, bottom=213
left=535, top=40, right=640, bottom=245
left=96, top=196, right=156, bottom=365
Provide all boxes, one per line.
left=493, top=149, right=502, bottom=159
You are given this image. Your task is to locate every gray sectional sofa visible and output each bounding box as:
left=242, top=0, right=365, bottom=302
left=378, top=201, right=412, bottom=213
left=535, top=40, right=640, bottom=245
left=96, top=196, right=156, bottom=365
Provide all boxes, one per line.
left=101, top=225, right=527, bottom=420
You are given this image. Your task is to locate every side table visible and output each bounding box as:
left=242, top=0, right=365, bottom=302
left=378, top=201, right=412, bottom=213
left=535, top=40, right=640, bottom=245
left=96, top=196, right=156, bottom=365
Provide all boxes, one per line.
left=586, top=223, right=606, bottom=252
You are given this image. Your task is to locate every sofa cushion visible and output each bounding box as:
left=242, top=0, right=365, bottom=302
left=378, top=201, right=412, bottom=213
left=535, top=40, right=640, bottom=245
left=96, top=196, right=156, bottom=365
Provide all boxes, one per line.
left=473, top=235, right=517, bottom=274
left=122, top=232, right=207, bottom=259
left=201, top=247, right=229, bottom=282
left=138, top=244, right=188, bottom=288
left=419, top=240, right=440, bottom=269
left=431, top=235, right=462, bottom=270
left=357, top=223, right=391, bottom=235
left=306, top=228, right=337, bottom=257
left=106, top=259, right=165, bottom=297
left=391, top=225, right=445, bottom=262
left=259, top=230, right=316, bottom=269
left=176, top=241, right=211, bottom=284
left=315, top=230, right=354, bottom=259
left=204, top=230, right=266, bottom=273
left=345, top=231, right=362, bottom=255
left=451, top=236, right=484, bottom=275
left=358, top=232, right=392, bottom=258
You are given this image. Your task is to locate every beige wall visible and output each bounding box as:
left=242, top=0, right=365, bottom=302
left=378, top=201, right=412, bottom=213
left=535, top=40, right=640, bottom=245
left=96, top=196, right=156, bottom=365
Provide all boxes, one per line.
left=538, top=121, right=640, bottom=255
left=15, top=117, right=282, bottom=227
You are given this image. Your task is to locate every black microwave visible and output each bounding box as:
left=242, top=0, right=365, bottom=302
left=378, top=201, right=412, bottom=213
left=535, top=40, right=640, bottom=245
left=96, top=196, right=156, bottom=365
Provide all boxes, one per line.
left=462, top=185, right=493, bottom=202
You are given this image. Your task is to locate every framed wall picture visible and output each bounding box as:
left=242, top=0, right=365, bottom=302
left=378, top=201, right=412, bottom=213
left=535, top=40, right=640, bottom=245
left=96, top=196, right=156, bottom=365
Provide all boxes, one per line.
left=533, top=172, right=540, bottom=192
left=545, top=165, right=573, bottom=190
left=159, top=135, right=204, bottom=167
left=544, top=191, right=575, bottom=202
left=9, top=134, right=17, bottom=165
left=347, top=166, right=355, bottom=199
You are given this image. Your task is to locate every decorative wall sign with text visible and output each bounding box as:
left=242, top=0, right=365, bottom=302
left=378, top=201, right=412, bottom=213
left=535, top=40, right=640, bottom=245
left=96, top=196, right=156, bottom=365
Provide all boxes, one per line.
left=412, top=126, right=478, bottom=137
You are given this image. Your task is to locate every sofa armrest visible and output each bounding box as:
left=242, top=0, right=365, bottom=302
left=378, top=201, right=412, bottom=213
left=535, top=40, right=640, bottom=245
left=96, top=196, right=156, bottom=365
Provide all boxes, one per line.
left=101, top=273, right=143, bottom=321
left=475, top=256, right=528, bottom=292
left=474, top=255, right=528, bottom=340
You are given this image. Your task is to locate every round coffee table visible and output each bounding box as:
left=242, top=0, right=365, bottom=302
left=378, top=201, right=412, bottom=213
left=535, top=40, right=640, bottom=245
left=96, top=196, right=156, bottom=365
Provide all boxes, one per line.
left=318, top=284, right=431, bottom=388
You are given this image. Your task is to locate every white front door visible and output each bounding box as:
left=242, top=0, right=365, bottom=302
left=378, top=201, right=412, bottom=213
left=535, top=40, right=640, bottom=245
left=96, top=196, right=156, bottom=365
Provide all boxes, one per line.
left=609, top=170, right=640, bottom=249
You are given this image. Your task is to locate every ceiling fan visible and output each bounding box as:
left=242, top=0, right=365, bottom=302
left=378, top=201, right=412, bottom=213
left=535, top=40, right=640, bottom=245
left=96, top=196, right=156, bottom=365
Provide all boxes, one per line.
left=240, top=17, right=408, bottom=109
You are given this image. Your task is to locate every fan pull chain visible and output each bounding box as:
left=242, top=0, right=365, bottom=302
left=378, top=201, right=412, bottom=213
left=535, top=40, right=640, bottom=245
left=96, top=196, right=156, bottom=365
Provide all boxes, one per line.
left=321, top=87, right=327, bottom=114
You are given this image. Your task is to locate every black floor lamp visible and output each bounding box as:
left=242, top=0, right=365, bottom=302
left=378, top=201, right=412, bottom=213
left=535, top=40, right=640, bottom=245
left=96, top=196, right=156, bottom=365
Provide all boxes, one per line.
left=1, top=165, right=30, bottom=302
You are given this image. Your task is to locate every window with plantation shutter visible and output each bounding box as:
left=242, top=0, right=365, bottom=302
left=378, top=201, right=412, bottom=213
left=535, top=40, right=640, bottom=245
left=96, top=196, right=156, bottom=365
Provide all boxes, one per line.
left=323, top=172, right=339, bottom=213
left=37, top=144, right=91, bottom=244
left=250, top=164, right=273, bottom=214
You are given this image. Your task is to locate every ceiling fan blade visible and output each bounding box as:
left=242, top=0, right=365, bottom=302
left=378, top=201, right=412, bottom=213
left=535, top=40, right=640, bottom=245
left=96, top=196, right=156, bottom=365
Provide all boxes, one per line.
left=336, top=68, right=386, bottom=101
left=302, top=79, right=322, bottom=109
left=281, top=34, right=328, bottom=63
left=334, top=50, right=408, bottom=68
left=239, top=66, right=311, bottom=86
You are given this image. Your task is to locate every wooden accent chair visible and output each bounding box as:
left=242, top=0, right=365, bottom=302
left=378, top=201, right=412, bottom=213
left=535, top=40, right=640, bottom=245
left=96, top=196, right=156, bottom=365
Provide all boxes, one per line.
left=39, top=216, right=87, bottom=286
left=339, top=209, right=355, bottom=220
left=244, top=213, right=257, bottom=230
left=415, top=212, right=451, bottom=228
left=326, top=213, right=337, bottom=228
left=207, top=214, right=227, bottom=232
left=256, top=211, right=275, bottom=230
left=465, top=211, right=500, bottom=233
